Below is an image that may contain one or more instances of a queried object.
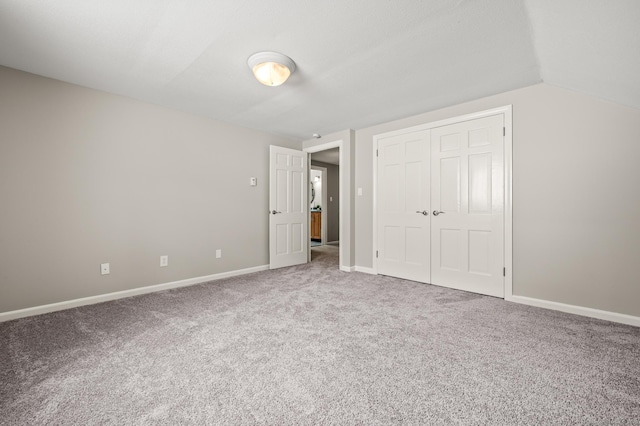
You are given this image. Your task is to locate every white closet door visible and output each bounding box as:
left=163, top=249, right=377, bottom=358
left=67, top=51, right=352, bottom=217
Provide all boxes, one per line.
left=377, top=130, right=431, bottom=283
left=430, top=115, right=504, bottom=297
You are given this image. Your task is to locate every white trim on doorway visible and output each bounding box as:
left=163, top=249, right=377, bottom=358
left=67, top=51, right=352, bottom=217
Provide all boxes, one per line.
left=372, top=105, right=513, bottom=298
left=304, top=140, right=348, bottom=271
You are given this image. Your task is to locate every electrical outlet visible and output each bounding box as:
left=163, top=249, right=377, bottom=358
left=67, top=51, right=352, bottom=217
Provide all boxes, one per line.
left=249, top=177, right=257, bottom=186
left=101, top=263, right=110, bottom=275
left=160, top=255, right=168, bottom=267
left=216, top=249, right=222, bottom=259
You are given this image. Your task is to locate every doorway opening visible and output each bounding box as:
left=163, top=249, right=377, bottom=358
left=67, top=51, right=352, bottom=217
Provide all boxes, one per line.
left=310, top=166, right=326, bottom=247
left=308, top=147, right=340, bottom=266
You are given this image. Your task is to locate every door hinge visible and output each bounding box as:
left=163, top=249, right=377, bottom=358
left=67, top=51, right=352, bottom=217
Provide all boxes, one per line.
left=376, top=250, right=379, bottom=258
left=503, top=267, right=506, bottom=277
left=503, top=127, right=506, bottom=136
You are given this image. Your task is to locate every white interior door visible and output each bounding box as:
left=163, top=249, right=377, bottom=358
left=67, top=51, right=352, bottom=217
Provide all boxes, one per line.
left=377, top=130, right=431, bottom=283
left=269, top=145, right=308, bottom=269
left=430, top=115, right=504, bottom=297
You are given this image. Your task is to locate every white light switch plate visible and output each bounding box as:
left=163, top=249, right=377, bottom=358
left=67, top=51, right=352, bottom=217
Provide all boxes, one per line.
left=101, top=263, right=110, bottom=275
left=160, top=255, right=168, bottom=267
left=358, top=188, right=363, bottom=196
left=216, top=249, right=222, bottom=259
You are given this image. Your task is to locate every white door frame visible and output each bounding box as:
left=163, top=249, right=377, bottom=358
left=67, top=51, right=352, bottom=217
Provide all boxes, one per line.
left=372, top=105, right=513, bottom=298
left=304, top=140, right=347, bottom=270
left=310, top=165, right=328, bottom=245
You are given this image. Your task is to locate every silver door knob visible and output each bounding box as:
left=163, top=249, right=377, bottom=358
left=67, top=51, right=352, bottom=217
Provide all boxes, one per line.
left=432, top=210, right=445, bottom=216
left=271, top=210, right=282, bottom=215
left=416, top=210, right=428, bottom=216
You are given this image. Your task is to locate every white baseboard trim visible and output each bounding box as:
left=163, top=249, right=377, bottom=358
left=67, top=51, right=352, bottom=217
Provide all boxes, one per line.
left=340, top=265, right=356, bottom=272
left=507, top=295, right=640, bottom=327
left=355, top=266, right=376, bottom=275
left=0, top=264, right=269, bottom=323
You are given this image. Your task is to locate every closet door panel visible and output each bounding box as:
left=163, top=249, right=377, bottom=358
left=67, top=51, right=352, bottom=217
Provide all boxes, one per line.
left=431, top=115, right=504, bottom=297
left=377, top=130, right=431, bottom=283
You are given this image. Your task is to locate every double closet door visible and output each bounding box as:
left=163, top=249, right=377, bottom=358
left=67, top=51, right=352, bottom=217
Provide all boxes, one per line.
left=377, top=114, right=505, bottom=298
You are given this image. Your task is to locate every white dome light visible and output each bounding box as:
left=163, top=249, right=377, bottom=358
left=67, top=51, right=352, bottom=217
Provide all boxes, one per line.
left=248, top=52, right=296, bottom=87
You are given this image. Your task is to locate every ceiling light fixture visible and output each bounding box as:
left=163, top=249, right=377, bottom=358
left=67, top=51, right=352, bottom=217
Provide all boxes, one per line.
left=248, top=51, right=296, bottom=87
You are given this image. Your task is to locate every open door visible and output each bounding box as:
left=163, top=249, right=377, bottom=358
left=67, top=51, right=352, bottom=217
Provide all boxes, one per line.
left=269, top=145, right=308, bottom=269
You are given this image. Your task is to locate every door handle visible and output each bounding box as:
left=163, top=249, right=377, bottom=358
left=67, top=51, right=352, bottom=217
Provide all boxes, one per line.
left=432, top=210, right=445, bottom=216
left=416, top=210, right=429, bottom=216
left=271, top=210, right=282, bottom=215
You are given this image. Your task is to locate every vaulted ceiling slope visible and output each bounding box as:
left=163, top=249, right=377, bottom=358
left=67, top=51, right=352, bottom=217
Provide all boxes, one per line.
left=525, top=0, right=640, bottom=112
left=0, top=0, right=638, bottom=140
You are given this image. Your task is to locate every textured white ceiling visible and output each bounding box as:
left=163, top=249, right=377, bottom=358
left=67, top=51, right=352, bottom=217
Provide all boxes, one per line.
left=524, top=0, right=640, bottom=109
left=0, top=1, right=637, bottom=140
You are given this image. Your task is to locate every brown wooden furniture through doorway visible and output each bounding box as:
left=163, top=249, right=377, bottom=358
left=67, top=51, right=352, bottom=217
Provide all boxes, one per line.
left=310, top=211, right=321, bottom=241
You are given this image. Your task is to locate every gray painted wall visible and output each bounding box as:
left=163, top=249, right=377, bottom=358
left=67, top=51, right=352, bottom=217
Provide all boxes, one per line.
left=3, top=65, right=638, bottom=320
left=0, top=66, right=298, bottom=313
left=311, top=160, right=339, bottom=243
left=355, top=83, right=640, bottom=317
